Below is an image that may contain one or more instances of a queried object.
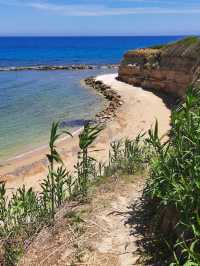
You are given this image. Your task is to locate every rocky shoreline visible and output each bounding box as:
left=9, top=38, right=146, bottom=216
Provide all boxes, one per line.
left=84, top=77, right=123, bottom=123
left=0, top=73, right=171, bottom=198
left=0, top=64, right=119, bottom=72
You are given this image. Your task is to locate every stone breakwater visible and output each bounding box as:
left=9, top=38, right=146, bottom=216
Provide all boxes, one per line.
left=118, top=38, right=200, bottom=98
left=0, top=64, right=119, bottom=72
left=84, top=77, right=123, bottom=123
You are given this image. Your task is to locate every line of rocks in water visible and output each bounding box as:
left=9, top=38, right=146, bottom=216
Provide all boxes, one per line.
left=0, top=64, right=119, bottom=72
left=85, top=77, right=123, bottom=123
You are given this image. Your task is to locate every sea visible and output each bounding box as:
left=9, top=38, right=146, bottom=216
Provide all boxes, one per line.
left=0, top=36, right=183, bottom=161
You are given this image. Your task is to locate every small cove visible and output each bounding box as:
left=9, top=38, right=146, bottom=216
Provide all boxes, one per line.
left=0, top=36, right=182, bottom=162
left=0, top=69, right=113, bottom=161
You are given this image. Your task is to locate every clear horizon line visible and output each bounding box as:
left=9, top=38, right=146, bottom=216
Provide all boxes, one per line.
left=0, top=34, right=198, bottom=38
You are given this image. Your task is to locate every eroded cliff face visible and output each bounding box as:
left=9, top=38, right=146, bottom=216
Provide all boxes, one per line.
left=118, top=38, right=200, bottom=97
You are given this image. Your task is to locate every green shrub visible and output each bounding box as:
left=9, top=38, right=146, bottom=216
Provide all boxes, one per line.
left=104, top=134, right=146, bottom=177
left=0, top=122, right=73, bottom=264
left=145, top=87, right=200, bottom=265
left=44, top=122, right=72, bottom=220
left=150, top=36, right=200, bottom=50
left=75, top=122, right=104, bottom=198
left=0, top=184, right=43, bottom=265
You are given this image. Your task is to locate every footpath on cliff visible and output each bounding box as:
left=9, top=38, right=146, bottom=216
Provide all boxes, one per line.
left=18, top=74, right=172, bottom=265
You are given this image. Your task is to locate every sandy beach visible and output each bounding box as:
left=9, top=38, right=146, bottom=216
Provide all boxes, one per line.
left=0, top=73, right=171, bottom=194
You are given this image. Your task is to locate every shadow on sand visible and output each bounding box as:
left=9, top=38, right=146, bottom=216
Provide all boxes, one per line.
left=125, top=195, right=173, bottom=266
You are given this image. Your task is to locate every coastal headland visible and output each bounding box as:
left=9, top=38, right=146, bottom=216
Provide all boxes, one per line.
left=0, top=73, right=171, bottom=195
left=118, top=37, right=200, bottom=97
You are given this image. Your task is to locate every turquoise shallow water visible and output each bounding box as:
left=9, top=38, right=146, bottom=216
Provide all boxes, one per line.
left=0, top=36, right=184, bottom=161
left=0, top=69, right=112, bottom=161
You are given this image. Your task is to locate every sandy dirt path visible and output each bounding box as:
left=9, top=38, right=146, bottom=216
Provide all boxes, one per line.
left=0, top=74, right=171, bottom=194
left=19, top=175, right=145, bottom=266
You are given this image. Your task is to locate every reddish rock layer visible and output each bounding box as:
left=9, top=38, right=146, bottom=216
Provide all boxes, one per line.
left=118, top=39, right=200, bottom=97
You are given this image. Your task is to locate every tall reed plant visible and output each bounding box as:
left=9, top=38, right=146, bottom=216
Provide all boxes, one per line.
left=42, top=122, right=72, bottom=221
left=75, top=122, right=104, bottom=198
left=0, top=121, right=73, bottom=264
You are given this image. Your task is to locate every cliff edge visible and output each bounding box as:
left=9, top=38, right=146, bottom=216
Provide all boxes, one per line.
left=118, top=37, right=200, bottom=97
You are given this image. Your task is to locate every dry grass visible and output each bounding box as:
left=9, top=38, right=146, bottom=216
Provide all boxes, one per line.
left=19, top=174, right=145, bottom=266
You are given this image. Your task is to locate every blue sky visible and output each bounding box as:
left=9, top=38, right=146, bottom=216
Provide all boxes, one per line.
left=0, top=0, right=199, bottom=36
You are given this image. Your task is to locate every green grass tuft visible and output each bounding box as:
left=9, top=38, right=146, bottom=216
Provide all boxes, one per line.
left=150, top=36, right=200, bottom=50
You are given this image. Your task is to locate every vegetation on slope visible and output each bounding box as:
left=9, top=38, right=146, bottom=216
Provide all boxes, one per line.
left=1, top=84, right=200, bottom=265
left=150, top=36, right=200, bottom=50
left=0, top=122, right=104, bottom=265
left=144, top=87, right=200, bottom=265
left=0, top=119, right=146, bottom=265
left=125, top=36, right=200, bottom=55
left=122, top=36, right=200, bottom=69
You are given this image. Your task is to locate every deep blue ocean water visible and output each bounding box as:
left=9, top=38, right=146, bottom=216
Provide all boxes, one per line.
left=0, top=36, right=183, bottom=160
left=0, top=36, right=183, bottom=66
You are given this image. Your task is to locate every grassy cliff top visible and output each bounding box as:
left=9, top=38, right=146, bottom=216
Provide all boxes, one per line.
left=150, top=36, right=200, bottom=49
left=126, top=36, right=200, bottom=58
